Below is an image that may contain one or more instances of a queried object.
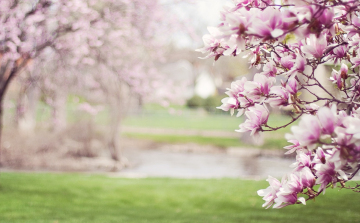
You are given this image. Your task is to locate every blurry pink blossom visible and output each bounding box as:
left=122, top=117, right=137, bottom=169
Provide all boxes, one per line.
left=317, top=107, right=336, bottom=134
left=237, top=104, right=269, bottom=136
left=301, top=34, right=327, bottom=59
left=284, top=140, right=304, bottom=154
left=267, top=86, right=289, bottom=107
left=257, top=176, right=281, bottom=209
left=286, top=75, right=298, bottom=95
left=287, top=115, right=321, bottom=148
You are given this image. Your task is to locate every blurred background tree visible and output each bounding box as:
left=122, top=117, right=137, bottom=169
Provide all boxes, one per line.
left=1, top=0, right=253, bottom=170
left=1, top=0, right=186, bottom=165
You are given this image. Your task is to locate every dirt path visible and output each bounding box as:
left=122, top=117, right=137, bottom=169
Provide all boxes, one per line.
left=113, top=140, right=294, bottom=179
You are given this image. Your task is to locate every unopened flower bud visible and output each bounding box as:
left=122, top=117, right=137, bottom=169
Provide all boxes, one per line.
left=339, top=81, right=343, bottom=89
left=255, top=53, right=261, bottom=65
left=340, top=63, right=348, bottom=79
left=346, top=53, right=351, bottom=61
left=215, top=54, right=221, bottom=61
left=238, top=23, right=246, bottom=35
left=335, top=23, right=339, bottom=34
left=341, top=72, right=348, bottom=79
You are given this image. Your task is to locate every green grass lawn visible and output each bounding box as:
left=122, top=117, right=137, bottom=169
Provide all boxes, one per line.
left=1, top=172, right=359, bottom=223
left=123, top=109, right=293, bottom=150
left=122, top=109, right=294, bottom=133
left=124, top=111, right=240, bottom=132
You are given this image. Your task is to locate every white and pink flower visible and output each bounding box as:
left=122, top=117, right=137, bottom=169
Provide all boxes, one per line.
left=237, top=104, right=269, bottom=136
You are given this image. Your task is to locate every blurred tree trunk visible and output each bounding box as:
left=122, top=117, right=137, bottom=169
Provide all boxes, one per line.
left=107, top=105, right=122, bottom=161
left=137, top=94, right=144, bottom=114
left=16, top=74, right=40, bottom=133
left=0, top=58, right=30, bottom=166
left=98, top=75, right=132, bottom=163
left=51, top=92, right=67, bottom=132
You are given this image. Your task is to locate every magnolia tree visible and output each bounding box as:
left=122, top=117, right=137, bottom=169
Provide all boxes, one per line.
left=46, top=0, right=181, bottom=162
left=0, top=0, right=63, bottom=163
left=198, top=0, right=360, bottom=208
left=7, top=0, right=184, bottom=163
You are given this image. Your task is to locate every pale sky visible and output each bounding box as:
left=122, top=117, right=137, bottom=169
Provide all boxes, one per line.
left=169, top=0, right=230, bottom=48
left=196, top=0, right=227, bottom=26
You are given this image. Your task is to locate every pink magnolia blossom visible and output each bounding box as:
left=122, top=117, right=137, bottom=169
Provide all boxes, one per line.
left=351, top=107, right=360, bottom=119
left=350, top=49, right=360, bottom=68
left=287, top=115, right=321, bottom=148
left=317, top=107, right=336, bottom=134
left=217, top=97, right=239, bottom=116
left=233, top=0, right=272, bottom=8
left=348, top=34, right=360, bottom=50
left=297, top=167, right=315, bottom=188
left=313, top=147, right=326, bottom=165
left=257, top=175, right=281, bottom=209
left=248, top=7, right=297, bottom=40
left=284, top=140, right=304, bottom=154
left=344, top=16, right=360, bottom=38
left=249, top=25, right=284, bottom=41
left=318, top=8, right=334, bottom=27
left=237, top=104, right=269, bottom=136
left=281, top=174, right=304, bottom=194
left=285, top=75, right=298, bottom=95
left=330, top=69, right=343, bottom=89
left=273, top=174, right=305, bottom=208
left=226, top=77, right=248, bottom=98
left=301, top=34, right=327, bottom=59
left=273, top=193, right=305, bottom=209
left=243, top=73, right=275, bottom=102
left=285, top=55, right=306, bottom=76
left=349, top=77, right=360, bottom=97
left=304, top=103, right=320, bottom=112
left=217, top=77, right=248, bottom=115
left=244, top=46, right=262, bottom=68
left=221, top=8, right=254, bottom=37
left=238, top=96, right=254, bottom=108
left=260, top=61, right=277, bottom=77
left=343, top=116, right=360, bottom=140
left=196, top=27, right=228, bottom=60
left=339, top=63, right=349, bottom=79
left=199, top=0, right=360, bottom=209
left=290, top=151, right=311, bottom=171
left=267, top=86, right=289, bottom=107
left=293, top=55, right=306, bottom=73
left=314, top=161, right=338, bottom=193
left=333, top=125, right=354, bottom=147
left=280, top=55, right=295, bottom=70
left=327, top=45, right=348, bottom=64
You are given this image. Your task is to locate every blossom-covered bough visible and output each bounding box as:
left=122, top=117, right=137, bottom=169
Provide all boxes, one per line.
left=197, top=0, right=360, bottom=208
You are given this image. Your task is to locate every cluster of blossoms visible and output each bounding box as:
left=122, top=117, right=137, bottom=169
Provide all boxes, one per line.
left=198, top=0, right=360, bottom=208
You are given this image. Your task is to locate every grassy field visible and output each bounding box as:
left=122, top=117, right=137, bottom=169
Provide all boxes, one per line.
left=122, top=108, right=293, bottom=133
left=122, top=107, right=294, bottom=149
left=4, top=100, right=296, bottom=150
left=1, top=172, right=360, bottom=223
left=124, top=133, right=289, bottom=149
left=123, top=111, right=241, bottom=132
